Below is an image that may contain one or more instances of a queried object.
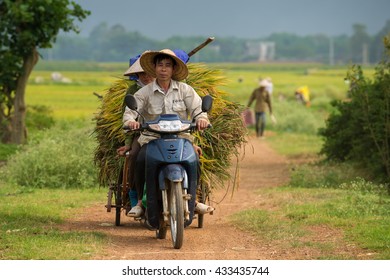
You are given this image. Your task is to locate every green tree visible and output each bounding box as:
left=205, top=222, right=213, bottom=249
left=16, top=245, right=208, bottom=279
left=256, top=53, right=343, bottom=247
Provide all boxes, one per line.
left=320, top=36, right=390, bottom=185
left=0, top=0, right=89, bottom=144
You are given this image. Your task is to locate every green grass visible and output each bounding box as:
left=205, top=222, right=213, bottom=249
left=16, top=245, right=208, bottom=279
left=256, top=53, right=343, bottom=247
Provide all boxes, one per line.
left=235, top=132, right=390, bottom=259
left=230, top=184, right=390, bottom=259
left=0, top=143, right=18, bottom=161
left=267, top=132, right=323, bottom=156
left=0, top=184, right=107, bottom=259
left=3, top=122, right=99, bottom=189
left=235, top=97, right=390, bottom=259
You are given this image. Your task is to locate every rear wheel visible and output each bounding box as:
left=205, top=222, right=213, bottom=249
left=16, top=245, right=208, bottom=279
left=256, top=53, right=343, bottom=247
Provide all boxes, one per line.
left=169, top=181, right=184, bottom=249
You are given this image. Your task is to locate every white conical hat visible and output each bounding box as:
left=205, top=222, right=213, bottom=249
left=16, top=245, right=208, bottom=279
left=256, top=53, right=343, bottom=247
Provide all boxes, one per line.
left=123, top=57, right=143, bottom=76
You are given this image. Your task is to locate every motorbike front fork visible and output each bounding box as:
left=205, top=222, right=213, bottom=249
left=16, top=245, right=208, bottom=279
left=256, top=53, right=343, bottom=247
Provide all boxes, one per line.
left=161, top=186, right=191, bottom=222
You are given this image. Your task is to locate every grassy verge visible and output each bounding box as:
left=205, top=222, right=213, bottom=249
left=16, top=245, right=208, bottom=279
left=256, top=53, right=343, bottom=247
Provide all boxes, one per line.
left=230, top=182, right=390, bottom=259
left=0, top=121, right=108, bottom=260
left=0, top=143, right=18, bottom=162
left=230, top=132, right=390, bottom=259
left=0, top=184, right=107, bottom=260
left=267, top=131, right=323, bottom=157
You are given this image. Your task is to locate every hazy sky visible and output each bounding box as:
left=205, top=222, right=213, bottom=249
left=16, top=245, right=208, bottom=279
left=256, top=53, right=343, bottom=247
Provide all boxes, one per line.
left=73, top=0, right=390, bottom=39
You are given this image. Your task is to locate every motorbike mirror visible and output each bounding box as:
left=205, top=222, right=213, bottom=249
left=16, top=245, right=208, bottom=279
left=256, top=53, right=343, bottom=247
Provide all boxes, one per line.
left=201, top=95, right=213, bottom=112
left=124, top=94, right=138, bottom=110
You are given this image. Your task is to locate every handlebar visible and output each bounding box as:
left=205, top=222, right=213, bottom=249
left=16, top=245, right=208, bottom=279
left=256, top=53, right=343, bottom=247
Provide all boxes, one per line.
left=122, top=122, right=212, bottom=133
left=122, top=123, right=146, bottom=132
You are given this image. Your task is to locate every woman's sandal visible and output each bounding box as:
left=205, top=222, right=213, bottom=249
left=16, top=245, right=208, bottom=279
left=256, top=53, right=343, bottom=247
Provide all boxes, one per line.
left=127, top=205, right=144, bottom=218
left=195, top=202, right=214, bottom=214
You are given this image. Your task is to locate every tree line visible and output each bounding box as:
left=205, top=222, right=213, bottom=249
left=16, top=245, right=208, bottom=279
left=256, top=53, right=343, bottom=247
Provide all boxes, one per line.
left=40, top=21, right=390, bottom=64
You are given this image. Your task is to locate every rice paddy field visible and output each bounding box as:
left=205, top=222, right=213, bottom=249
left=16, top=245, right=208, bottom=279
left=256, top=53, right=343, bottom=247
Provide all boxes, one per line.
left=27, top=70, right=121, bottom=120
left=217, top=63, right=354, bottom=104
left=28, top=61, right=375, bottom=121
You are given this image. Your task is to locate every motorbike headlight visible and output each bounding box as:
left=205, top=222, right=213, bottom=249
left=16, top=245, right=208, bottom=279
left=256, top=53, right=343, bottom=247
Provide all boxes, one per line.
left=149, top=120, right=190, bottom=132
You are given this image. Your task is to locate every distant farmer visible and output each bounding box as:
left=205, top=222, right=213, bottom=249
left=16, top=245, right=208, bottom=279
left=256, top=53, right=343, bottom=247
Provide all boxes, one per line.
left=295, top=85, right=311, bottom=107
left=247, top=79, right=274, bottom=138
left=265, top=77, right=273, bottom=96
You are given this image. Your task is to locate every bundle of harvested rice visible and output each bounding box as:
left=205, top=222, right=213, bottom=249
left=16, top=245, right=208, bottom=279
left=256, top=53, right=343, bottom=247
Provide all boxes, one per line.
left=186, top=64, right=248, bottom=190
left=93, top=63, right=248, bottom=194
left=93, top=79, right=135, bottom=187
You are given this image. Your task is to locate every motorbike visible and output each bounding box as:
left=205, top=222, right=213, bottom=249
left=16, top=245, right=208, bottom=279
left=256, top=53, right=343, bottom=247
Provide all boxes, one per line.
left=123, top=94, right=213, bottom=249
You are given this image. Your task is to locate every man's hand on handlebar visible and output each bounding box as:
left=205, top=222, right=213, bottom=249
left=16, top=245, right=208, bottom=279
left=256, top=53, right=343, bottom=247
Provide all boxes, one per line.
left=196, top=118, right=210, bottom=131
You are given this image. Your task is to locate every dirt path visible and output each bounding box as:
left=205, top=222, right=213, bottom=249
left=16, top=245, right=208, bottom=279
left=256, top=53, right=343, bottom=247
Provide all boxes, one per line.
left=60, top=136, right=365, bottom=260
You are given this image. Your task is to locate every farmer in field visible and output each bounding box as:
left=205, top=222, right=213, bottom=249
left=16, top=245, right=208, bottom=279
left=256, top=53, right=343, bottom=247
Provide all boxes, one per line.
left=295, top=85, right=311, bottom=107
left=265, top=77, right=273, bottom=96
left=123, top=49, right=213, bottom=218
left=247, top=79, right=274, bottom=138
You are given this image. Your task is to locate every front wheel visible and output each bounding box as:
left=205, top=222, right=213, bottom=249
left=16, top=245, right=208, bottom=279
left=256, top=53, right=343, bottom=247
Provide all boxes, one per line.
left=169, top=181, right=184, bottom=249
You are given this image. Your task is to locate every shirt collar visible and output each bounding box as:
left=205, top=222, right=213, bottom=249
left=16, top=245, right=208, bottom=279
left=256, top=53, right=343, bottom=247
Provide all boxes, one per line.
left=152, top=79, right=180, bottom=94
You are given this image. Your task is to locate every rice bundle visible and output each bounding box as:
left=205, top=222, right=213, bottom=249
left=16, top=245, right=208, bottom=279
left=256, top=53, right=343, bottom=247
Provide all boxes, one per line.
left=93, top=79, right=135, bottom=187
left=186, top=64, right=248, bottom=190
left=93, top=63, right=248, bottom=194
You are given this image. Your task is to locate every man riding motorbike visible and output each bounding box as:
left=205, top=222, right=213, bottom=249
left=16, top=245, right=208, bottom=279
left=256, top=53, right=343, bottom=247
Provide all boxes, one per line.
left=123, top=49, right=213, bottom=218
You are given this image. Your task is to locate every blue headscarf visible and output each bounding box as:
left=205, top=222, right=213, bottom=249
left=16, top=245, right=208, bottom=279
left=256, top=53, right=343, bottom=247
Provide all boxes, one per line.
left=173, top=49, right=190, bottom=63
left=128, top=54, right=141, bottom=81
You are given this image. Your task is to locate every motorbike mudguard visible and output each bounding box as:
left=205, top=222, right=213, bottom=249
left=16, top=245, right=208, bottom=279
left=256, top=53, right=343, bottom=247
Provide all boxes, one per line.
left=145, top=138, right=198, bottom=229
left=159, top=164, right=186, bottom=188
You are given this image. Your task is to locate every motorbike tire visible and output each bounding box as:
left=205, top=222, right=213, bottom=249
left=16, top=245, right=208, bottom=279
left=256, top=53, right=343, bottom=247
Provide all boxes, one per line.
left=169, top=181, right=184, bottom=249
left=115, top=182, right=122, bottom=226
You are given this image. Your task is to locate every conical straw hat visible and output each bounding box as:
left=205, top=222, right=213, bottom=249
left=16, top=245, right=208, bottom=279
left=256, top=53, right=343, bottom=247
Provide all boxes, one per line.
left=140, top=49, right=188, bottom=81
